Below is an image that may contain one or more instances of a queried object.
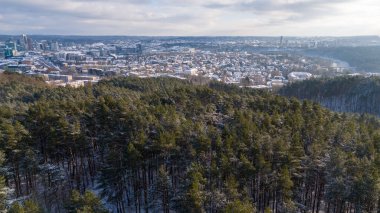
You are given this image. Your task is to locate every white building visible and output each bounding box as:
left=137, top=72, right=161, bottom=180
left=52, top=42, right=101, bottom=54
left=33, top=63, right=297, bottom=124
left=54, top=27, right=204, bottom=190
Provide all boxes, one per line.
left=184, top=68, right=198, bottom=76
left=288, top=72, right=313, bottom=82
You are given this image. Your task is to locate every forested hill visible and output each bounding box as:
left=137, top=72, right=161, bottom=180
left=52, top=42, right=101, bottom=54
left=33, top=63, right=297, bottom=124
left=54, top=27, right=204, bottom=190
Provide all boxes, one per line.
left=279, top=76, right=380, bottom=117
left=2, top=73, right=380, bottom=212
left=304, top=46, right=380, bottom=72
left=0, top=72, right=47, bottom=104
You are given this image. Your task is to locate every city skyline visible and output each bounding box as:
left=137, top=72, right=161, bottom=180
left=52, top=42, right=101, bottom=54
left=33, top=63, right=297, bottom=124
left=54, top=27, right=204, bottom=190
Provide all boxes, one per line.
left=0, top=0, right=380, bottom=36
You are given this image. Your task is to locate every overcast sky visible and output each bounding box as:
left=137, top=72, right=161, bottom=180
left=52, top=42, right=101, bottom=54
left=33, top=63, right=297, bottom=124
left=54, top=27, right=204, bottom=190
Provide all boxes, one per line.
left=0, top=0, right=379, bottom=36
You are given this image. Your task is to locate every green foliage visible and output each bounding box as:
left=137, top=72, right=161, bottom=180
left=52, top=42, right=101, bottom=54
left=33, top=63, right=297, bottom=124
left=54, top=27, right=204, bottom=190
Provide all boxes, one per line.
left=0, top=72, right=46, bottom=104
left=280, top=76, right=380, bottom=117
left=0, top=73, right=380, bottom=212
left=8, top=202, right=25, bottom=213
left=66, top=190, right=108, bottom=213
left=225, top=199, right=256, bottom=213
left=305, top=46, right=380, bottom=72
left=0, top=151, right=6, bottom=211
left=8, top=200, right=42, bottom=213
left=23, top=200, right=43, bottom=213
left=0, top=176, right=5, bottom=211
left=187, top=163, right=206, bottom=212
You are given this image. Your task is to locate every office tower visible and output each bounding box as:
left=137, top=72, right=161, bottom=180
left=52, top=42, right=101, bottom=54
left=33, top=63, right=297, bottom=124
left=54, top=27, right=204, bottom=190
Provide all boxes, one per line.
left=4, top=48, right=13, bottom=58
left=51, top=41, right=59, bottom=51
left=22, top=34, right=27, bottom=45
left=4, top=39, right=18, bottom=57
left=136, top=44, right=142, bottom=55
left=21, top=34, right=28, bottom=50
left=20, top=34, right=33, bottom=51
left=27, top=37, right=33, bottom=51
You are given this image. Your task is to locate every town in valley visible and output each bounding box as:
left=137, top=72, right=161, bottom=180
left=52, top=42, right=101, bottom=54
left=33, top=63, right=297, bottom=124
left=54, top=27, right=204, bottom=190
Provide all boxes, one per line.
left=2, top=35, right=379, bottom=89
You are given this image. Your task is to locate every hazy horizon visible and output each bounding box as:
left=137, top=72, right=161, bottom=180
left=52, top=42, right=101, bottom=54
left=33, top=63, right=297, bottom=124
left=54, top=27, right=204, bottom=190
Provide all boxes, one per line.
left=1, top=34, right=380, bottom=38
left=1, top=0, right=379, bottom=36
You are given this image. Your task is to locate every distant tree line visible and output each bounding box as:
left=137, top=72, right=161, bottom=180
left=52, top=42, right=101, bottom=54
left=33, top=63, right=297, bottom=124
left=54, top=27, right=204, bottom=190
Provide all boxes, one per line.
left=305, top=46, right=380, bottom=72
left=280, top=76, right=380, bottom=117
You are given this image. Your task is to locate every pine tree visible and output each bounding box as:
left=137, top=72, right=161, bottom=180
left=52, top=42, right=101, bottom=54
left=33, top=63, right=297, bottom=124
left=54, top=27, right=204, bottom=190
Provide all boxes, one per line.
left=66, top=190, right=108, bottom=213
left=8, top=202, right=25, bottom=213
left=225, top=199, right=256, bottom=213
left=23, top=200, right=43, bottom=213
left=149, top=165, right=171, bottom=213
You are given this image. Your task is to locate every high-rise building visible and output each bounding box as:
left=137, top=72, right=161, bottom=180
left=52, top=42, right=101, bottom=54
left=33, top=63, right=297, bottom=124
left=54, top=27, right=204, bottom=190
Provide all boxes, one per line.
left=27, top=38, right=33, bottom=51
left=40, top=41, right=48, bottom=51
left=136, top=44, right=143, bottom=55
left=4, top=48, right=14, bottom=58
left=0, top=44, right=5, bottom=59
left=20, top=34, right=33, bottom=51
left=5, top=40, right=17, bottom=51
left=51, top=41, right=59, bottom=51
left=21, top=34, right=28, bottom=50
left=22, top=34, right=28, bottom=45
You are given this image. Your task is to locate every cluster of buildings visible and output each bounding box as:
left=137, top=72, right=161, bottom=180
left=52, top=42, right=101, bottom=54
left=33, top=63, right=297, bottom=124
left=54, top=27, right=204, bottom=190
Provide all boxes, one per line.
left=0, top=35, right=359, bottom=89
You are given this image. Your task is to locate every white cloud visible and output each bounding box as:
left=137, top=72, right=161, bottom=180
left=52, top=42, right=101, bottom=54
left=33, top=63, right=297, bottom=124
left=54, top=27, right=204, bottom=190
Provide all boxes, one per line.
left=0, top=0, right=379, bottom=35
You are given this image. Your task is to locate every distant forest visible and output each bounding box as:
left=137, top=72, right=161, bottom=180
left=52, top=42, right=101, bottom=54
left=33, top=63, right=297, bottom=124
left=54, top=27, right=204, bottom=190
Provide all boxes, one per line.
left=280, top=76, right=380, bottom=117
left=305, top=46, right=380, bottom=72
left=1, top=73, right=380, bottom=212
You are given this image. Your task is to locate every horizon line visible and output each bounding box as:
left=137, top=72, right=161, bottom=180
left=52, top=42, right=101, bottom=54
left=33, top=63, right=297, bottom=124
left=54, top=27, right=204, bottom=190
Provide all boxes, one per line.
left=1, top=34, right=380, bottom=38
